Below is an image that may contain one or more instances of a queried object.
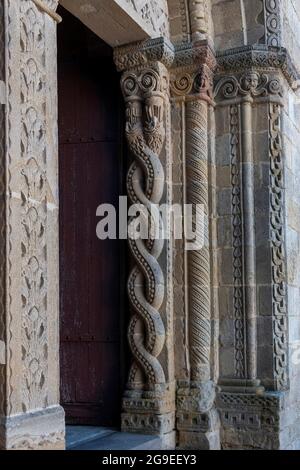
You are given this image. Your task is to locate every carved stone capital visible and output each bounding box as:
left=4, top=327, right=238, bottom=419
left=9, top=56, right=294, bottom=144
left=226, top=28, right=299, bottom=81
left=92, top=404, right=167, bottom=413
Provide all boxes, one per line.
left=216, top=46, right=300, bottom=91
left=215, top=70, right=283, bottom=101
left=170, top=41, right=216, bottom=102
left=173, top=40, right=216, bottom=70
left=114, top=37, right=175, bottom=72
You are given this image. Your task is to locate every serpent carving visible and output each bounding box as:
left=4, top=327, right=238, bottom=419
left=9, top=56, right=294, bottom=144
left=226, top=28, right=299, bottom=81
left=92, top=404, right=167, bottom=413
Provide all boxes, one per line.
left=121, top=68, right=167, bottom=388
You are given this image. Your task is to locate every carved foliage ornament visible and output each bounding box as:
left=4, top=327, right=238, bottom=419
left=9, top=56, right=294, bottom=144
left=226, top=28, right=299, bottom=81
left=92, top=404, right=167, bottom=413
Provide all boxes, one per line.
left=121, top=65, right=168, bottom=389
left=20, top=0, right=48, bottom=412
left=171, top=65, right=213, bottom=102
left=216, top=47, right=299, bottom=89
left=215, top=71, right=283, bottom=99
left=171, top=43, right=216, bottom=102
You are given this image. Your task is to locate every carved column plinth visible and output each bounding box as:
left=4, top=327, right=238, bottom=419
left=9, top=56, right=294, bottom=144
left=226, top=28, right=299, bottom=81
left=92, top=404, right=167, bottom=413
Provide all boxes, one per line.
left=214, top=45, right=298, bottom=449
left=114, top=39, right=176, bottom=449
left=0, top=0, right=64, bottom=449
left=171, top=41, right=220, bottom=450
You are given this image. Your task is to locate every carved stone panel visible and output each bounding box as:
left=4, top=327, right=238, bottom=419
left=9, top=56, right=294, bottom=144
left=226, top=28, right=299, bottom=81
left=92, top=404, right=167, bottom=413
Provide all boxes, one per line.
left=0, top=0, right=64, bottom=449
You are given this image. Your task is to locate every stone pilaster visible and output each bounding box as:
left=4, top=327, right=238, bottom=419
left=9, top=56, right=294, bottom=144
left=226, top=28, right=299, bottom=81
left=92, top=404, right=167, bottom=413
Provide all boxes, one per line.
left=114, top=38, right=176, bottom=449
left=214, top=45, right=298, bottom=449
left=170, top=41, right=220, bottom=450
left=0, top=0, right=64, bottom=449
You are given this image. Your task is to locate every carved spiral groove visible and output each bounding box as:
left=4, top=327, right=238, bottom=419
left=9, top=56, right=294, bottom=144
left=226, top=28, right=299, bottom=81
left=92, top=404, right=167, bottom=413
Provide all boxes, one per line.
left=186, top=100, right=211, bottom=382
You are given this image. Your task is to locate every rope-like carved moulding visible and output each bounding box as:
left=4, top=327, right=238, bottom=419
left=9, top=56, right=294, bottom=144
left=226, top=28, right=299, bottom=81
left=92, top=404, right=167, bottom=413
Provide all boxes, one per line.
left=115, top=39, right=176, bottom=441
left=170, top=42, right=220, bottom=449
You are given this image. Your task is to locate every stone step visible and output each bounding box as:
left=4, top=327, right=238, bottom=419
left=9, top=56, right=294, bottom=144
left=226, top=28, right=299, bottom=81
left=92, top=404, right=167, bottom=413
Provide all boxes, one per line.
left=66, top=426, right=162, bottom=451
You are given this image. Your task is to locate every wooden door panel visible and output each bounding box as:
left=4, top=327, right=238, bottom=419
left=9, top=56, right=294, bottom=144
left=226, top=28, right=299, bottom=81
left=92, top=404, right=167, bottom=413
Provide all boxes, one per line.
left=58, top=6, right=124, bottom=426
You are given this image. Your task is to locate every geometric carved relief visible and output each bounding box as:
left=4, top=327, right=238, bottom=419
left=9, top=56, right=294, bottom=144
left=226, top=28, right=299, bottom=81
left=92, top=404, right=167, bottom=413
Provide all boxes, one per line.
left=125, top=0, right=170, bottom=36
left=269, top=101, right=288, bottom=391
left=264, top=0, right=281, bottom=47
left=229, top=104, right=246, bottom=379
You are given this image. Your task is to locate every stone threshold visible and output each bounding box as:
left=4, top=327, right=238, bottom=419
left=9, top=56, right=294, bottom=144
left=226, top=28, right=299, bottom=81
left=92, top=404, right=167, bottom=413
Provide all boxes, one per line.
left=66, top=426, right=162, bottom=450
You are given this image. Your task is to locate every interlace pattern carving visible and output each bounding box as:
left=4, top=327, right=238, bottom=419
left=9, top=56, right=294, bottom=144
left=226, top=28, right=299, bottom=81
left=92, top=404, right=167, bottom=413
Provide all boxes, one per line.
left=264, top=0, right=281, bottom=47
left=121, top=66, right=168, bottom=388
left=269, top=102, right=288, bottom=391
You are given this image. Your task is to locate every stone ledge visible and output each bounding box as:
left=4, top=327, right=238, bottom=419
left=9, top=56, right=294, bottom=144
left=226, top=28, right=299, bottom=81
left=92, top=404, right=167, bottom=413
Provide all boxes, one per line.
left=0, top=406, right=65, bottom=450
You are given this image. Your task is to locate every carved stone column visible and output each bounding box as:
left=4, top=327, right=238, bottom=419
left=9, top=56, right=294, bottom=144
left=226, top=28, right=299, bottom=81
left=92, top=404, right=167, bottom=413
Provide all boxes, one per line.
left=170, top=41, right=220, bottom=450
left=114, top=39, right=176, bottom=449
left=0, top=0, right=64, bottom=449
left=215, top=45, right=298, bottom=449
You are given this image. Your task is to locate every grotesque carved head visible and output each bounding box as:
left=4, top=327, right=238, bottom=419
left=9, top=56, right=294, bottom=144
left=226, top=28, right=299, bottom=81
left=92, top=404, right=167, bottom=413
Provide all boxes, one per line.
left=242, top=72, right=260, bottom=92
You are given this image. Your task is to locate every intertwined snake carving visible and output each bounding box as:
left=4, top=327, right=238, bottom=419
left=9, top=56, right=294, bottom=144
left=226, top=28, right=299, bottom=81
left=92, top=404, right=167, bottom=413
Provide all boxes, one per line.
left=121, top=68, right=167, bottom=389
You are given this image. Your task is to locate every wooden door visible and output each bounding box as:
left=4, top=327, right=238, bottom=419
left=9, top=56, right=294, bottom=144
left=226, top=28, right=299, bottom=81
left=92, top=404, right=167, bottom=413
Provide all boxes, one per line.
left=58, top=7, right=126, bottom=426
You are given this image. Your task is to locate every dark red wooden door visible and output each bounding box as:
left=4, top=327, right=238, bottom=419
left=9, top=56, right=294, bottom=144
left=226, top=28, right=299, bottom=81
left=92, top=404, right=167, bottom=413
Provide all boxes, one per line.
left=58, top=7, right=125, bottom=426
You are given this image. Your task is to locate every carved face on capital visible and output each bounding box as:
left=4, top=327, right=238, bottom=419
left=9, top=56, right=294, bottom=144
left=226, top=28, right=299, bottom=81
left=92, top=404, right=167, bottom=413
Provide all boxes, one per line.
left=125, top=100, right=142, bottom=133
left=242, top=72, right=260, bottom=92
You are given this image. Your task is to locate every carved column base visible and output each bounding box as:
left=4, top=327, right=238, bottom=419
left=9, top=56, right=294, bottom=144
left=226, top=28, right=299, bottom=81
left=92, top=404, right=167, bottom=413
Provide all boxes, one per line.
left=121, top=385, right=176, bottom=449
left=0, top=406, right=65, bottom=450
left=219, top=378, right=265, bottom=394
left=176, top=381, right=221, bottom=449
left=217, top=391, right=294, bottom=450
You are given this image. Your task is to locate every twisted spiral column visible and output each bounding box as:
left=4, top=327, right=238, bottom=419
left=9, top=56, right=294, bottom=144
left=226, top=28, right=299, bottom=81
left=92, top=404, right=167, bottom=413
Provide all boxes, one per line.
left=121, top=70, right=167, bottom=391
left=186, top=99, right=211, bottom=383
